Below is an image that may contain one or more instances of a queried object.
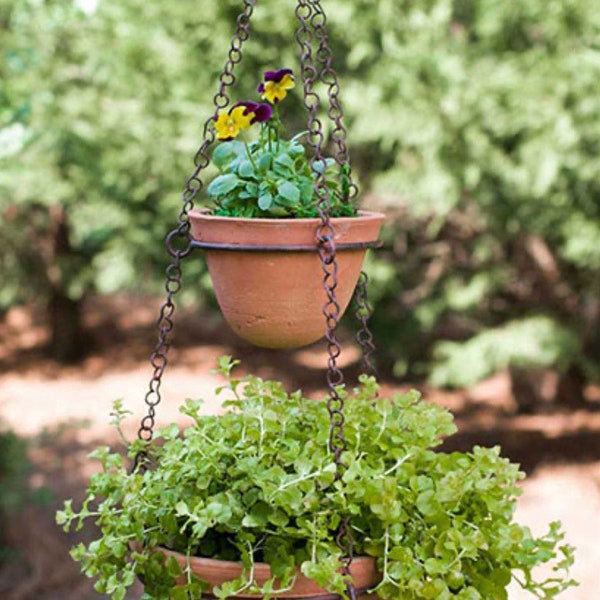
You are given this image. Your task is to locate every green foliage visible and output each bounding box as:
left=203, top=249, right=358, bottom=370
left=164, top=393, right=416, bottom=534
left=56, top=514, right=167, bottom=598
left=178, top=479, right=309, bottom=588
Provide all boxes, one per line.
left=0, top=421, right=30, bottom=563
left=430, top=316, right=582, bottom=388
left=57, top=358, right=576, bottom=599
left=206, top=69, right=355, bottom=218
left=0, top=423, right=29, bottom=511
left=1, top=0, right=220, bottom=308
left=334, top=0, right=600, bottom=386
left=208, top=131, right=353, bottom=218
left=2, top=0, right=599, bottom=388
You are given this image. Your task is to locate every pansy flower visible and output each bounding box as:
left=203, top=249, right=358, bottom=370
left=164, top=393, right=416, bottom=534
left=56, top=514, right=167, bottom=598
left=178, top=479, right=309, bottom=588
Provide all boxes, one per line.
left=214, top=105, right=255, bottom=141
left=258, top=68, right=295, bottom=104
left=233, top=100, right=273, bottom=124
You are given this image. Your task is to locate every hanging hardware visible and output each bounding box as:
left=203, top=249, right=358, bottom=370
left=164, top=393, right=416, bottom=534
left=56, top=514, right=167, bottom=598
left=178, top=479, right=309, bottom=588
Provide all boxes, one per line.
left=135, top=2, right=377, bottom=597
left=354, top=272, right=378, bottom=375
left=134, top=0, right=258, bottom=471
left=190, top=239, right=382, bottom=252
left=295, top=0, right=358, bottom=597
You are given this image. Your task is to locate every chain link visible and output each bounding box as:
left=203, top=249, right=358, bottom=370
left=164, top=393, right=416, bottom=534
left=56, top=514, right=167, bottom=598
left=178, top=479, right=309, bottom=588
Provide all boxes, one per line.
left=134, top=0, right=258, bottom=472
left=354, top=271, right=377, bottom=375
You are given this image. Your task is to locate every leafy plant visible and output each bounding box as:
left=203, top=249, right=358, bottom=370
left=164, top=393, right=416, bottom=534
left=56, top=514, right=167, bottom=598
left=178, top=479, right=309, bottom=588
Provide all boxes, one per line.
left=206, top=69, right=356, bottom=219
left=0, top=421, right=30, bottom=563
left=57, top=358, right=576, bottom=599
left=207, top=133, right=349, bottom=219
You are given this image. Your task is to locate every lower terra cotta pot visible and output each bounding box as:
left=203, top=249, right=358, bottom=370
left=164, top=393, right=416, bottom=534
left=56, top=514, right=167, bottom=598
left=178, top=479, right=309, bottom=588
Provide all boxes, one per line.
left=189, top=209, right=385, bottom=349
left=158, top=545, right=381, bottom=599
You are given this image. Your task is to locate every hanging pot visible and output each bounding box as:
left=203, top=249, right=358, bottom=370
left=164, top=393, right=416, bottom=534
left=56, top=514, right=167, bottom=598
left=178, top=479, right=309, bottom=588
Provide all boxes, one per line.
left=156, top=545, right=381, bottom=598
left=189, top=209, right=385, bottom=349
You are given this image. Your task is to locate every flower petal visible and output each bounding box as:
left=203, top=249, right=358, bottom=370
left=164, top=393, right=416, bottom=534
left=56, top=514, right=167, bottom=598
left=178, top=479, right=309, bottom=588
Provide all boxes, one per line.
left=279, top=73, right=295, bottom=91
left=252, top=102, right=273, bottom=123
left=263, top=68, right=293, bottom=83
left=229, top=105, right=254, bottom=130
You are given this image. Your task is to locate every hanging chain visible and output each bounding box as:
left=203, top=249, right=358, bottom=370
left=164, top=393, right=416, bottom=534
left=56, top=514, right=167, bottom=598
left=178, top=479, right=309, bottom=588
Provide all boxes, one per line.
left=134, top=0, right=258, bottom=471
left=306, top=0, right=358, bottom=204
left=306, top=0, right=376, bottom=372
left=354, top=272, right=377, bottom=375
left=295, top=2, right=356, bottom=598
left=295, top=0, right=345, bottom=475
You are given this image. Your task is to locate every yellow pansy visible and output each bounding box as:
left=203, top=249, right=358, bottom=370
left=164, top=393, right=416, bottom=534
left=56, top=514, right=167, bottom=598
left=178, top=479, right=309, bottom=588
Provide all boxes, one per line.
left=258, top=68, right=295, bottom=104
left=214, top=105, right=254, bottom=140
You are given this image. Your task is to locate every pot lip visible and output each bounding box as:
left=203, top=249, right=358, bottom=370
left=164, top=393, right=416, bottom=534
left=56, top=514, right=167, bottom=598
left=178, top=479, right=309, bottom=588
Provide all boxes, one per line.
left=156, top=544, right=377, bottom=570
left=189, top=208, right=385, bottom=225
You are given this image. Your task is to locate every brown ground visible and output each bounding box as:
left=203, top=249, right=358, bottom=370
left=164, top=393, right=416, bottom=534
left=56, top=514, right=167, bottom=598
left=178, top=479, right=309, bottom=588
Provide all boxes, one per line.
left=0, top=295, right=598, bottom=599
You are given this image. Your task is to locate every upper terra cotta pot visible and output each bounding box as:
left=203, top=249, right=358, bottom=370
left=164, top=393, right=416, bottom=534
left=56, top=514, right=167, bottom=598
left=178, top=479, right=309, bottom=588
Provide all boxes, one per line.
left=189, top=209, right=385, bottom=349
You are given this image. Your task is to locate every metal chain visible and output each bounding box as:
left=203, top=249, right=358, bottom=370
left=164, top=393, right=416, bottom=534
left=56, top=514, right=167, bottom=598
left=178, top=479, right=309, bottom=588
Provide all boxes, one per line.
left=306, top=0, right=358, bottom=204
left=307, top=0, right=376, bottom=372
left=295, top=2, right=356, bottom=598
left=354, top=272, right=377, bottom=375
left=295, top=0, right=345, bottom=474
left=134, top=0, right=258, bottom=471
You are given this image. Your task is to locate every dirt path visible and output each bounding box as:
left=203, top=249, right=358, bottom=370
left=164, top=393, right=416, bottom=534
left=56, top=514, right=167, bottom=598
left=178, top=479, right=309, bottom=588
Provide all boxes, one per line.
left=0, top=298, right=599, bottom=598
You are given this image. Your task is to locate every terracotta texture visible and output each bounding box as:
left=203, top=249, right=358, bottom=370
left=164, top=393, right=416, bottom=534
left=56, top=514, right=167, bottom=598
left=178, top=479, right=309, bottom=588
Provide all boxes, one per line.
left=157, top=545, right=381, bottom=598
left=189, top=210, right=385, bottom=349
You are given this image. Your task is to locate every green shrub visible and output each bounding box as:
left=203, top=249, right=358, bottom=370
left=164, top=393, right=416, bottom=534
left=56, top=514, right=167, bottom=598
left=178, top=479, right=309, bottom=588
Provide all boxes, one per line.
left=329, top=0, right=600, bottom=390
left=0, top=422, right=30, bottom=563
left=57, top=359, right=576, bottom=599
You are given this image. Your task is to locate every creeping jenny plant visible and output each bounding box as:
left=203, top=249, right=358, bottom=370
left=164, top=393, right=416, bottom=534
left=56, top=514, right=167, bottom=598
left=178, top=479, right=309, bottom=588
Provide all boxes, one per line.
left=207, top=68, right=355, bottom=219
left=57, top=358, right=576, bottom=599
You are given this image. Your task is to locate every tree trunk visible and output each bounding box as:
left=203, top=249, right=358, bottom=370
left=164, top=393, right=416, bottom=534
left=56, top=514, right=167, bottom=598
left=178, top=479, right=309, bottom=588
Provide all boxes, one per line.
left=44, top=207, right=87, bottom=363
left=47, top=291, right=86, bottom=362
left=556, top=366, right=588, bottom=410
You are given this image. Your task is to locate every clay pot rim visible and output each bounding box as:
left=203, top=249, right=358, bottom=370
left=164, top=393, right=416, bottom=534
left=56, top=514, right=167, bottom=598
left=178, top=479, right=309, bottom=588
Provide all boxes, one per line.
left=189, top=208, right=385, bottom=226
left=156, top=545, right=377, bottom=572
left=153, top=545, right=379, bottom=596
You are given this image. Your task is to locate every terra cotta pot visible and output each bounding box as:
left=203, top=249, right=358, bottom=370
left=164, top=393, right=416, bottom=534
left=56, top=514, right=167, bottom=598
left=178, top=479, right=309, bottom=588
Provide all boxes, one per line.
left=189, top=209, right=385, bottom=349
left=157, top=545, right=380, bottom=598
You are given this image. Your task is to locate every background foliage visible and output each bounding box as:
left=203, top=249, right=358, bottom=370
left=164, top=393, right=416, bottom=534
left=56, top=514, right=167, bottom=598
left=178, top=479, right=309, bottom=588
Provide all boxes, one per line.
left=1, top=0, right=599, bottom=405
left=0, top=421, right=30, bottom=563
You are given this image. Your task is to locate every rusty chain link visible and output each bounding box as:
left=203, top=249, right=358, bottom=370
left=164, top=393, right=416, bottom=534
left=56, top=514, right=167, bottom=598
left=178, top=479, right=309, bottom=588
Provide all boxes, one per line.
left=354, top=272, right=377, bottom=375
left=295, top=1, right=357, bottom=598
left=134, top=0, right=258, bottom=471
left=306, top=0, right=375, bottom=370
left=306, top=0, right=358, bottom=204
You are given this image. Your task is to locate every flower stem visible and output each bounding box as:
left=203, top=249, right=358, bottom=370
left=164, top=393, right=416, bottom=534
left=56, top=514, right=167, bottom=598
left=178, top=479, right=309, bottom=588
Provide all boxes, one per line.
left=243, top=139, right=259, bottom=173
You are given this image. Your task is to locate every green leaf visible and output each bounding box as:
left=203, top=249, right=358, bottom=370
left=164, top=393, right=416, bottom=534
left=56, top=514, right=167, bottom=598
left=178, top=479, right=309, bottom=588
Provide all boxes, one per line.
left=258, top=193, right=273, bottom=211
left=274, top=153, right=295, bottom=171
left=206, top=174, right=243, bottom=197
left=212, top=142, right=245, bottom=170
left=276, top=181, right=300, bottom=204
left=258, top=153, right=273, bottom=171
left=238, top=160, right=256, bottom=179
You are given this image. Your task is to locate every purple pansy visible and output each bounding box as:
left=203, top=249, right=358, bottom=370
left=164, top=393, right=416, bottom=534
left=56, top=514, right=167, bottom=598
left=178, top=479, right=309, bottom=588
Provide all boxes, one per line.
left=262, top=68, right=294, bottom=84
left=233, top=101, right=273, bottom=124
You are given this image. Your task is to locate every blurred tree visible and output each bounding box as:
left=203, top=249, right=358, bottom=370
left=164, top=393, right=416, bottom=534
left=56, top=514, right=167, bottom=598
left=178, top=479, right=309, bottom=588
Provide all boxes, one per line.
left=0, top=0, right=315, bottom=360
left=324, top=0, right=600, bottom=407
left=1, top=0, right=599, bottom=410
